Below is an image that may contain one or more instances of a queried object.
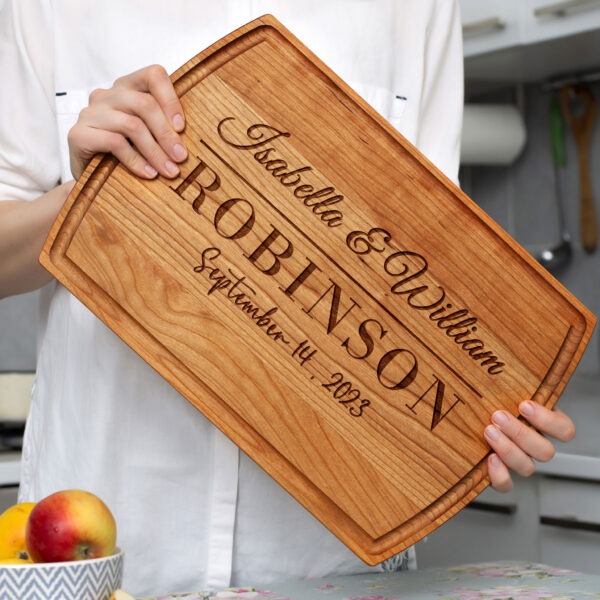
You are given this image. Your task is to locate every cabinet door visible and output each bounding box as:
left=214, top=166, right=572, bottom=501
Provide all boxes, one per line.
left=521, top=0, right=600, bottom=44
left=540, top=476, right=600, bottom=524
left=539, top=476, right=600, bottom=573
left=416, top=478, right=539, bottom=568
left=460, top=0, right=521, bottom=57
left=541, top=527, right=600, bottom=572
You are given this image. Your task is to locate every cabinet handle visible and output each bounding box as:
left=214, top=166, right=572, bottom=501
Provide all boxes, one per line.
left=467, top=500, right=517, bottom=515
left=534, top=0, right=600, bottom=19
left=462, top=17, right=506, bottom=37
left=541, top=515, right=600, bottom=532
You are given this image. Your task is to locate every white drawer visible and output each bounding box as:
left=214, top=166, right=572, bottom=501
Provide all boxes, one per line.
left=540, top=526, right=600, bottom=572
left=540, top=476, right=600, bottom=524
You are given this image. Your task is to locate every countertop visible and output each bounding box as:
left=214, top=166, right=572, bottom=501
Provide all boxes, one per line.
left=138, top=561, right=600, bottom=599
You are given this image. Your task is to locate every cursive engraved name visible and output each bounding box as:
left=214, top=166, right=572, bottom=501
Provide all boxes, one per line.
left=217, top=117, right=344, bottom=228
left=346, top=228, right=505, bottom=375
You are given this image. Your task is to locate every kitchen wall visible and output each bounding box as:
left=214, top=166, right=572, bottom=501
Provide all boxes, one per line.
left=464, top=82, right=600, bottom=375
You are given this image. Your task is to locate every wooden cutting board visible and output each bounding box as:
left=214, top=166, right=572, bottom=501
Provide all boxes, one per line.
left=40, top=15, right=596, bottom=564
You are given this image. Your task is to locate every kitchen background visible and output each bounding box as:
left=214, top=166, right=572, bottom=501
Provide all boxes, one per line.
left=1, top=0, right=600, bottom=575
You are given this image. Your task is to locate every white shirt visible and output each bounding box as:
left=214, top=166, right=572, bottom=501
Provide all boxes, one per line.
left=0, top=1, right=463, bottom=595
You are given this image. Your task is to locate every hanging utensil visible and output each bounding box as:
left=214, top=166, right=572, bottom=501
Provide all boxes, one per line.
left=536, top=95, right=572, bottom=271
left=560, top=83, right=598, bottom=253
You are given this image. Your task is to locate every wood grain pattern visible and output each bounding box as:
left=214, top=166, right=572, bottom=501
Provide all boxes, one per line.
left=40, top=16, right=596, bottom=564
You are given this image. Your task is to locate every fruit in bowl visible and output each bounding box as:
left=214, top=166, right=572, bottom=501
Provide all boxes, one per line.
left=0, top=501, right=36, bottom=563
left=0, top=490, right=122, bottom=600
left=26, top=489, right=117, bottom=563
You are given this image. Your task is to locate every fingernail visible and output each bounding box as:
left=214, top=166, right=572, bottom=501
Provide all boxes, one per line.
left=165, top=161, right=179, bottom=176
left=485, top=425, right=500, bottom=441
left=492, top=410, right=509, bottom=428
left=173, top=114, right=185, bottom=131
left=520, top=401, right=535, bottom=417
left=144, top=164, right=158, bottom=178
left=172, top=143, right=187, bottom=162
left=489, top=453, right=502, bottom=468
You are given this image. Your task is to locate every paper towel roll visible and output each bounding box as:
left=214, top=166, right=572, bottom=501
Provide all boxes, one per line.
left=461, top=104, right=526, bottom=165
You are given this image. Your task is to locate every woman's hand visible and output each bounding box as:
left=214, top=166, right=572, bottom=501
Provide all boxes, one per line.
left=485, top=402, right=576, bottom=493
left=68, top=65, right=187, bottom=180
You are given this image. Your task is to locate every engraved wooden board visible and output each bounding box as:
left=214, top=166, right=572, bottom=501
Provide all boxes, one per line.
left=40, top=15, right=596, bottom=564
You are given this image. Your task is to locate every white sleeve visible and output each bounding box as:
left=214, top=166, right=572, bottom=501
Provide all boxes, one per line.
left=414, top=0, right=464, bottom=184
left=0, top=0, right=61, bottom=202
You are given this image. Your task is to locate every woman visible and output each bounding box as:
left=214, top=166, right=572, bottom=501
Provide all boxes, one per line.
left=0, top=1, right=574, bottom=595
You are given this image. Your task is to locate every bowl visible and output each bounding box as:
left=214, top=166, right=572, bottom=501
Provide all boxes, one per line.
left=0, top=549, right=123, bottom=600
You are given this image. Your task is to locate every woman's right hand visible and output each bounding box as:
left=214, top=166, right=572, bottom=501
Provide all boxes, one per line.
left=68, top=65, right=188, bottom=180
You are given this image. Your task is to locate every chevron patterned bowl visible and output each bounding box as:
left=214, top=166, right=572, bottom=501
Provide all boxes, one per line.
left=0, top=549, right=123, bottom=600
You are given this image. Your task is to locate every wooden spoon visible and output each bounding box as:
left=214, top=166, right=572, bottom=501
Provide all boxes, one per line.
left=560, top=83, right=598, bottom=253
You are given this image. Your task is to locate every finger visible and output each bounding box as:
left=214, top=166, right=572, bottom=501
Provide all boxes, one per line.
left=484, top=421, right=537, bottom=477
left=87, top=88, right=187, bottom=173
left=69, top=125, right=159, bottom=180
left=487, top=453, right=513, bottom=493
left=490, top=409, right=556, bottom=463
left=114, top=64, right=185, bottom=133
left=121, top=91, right=187, bottom=169
left=107, top=105, right=181, bottom=178
left=519, top=401, right=576, bottom=443
left=102, top=131, right=161, bottom=179
left=75, top=102, right=180, bottom=177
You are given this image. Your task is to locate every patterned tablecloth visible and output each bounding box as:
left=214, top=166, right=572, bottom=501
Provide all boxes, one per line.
left=141, top=562, right=600, bottom=600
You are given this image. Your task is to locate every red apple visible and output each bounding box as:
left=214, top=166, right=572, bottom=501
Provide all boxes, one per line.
left=25, top=489, right=117, bottom=563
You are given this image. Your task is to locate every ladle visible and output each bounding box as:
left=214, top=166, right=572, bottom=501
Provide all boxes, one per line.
left=560, top=83, right=598, bottom=253
left=535, top=95, right=572, bottom=272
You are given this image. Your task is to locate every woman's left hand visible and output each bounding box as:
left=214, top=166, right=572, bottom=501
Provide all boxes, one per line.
left=485, top=401, right=576, bottom=493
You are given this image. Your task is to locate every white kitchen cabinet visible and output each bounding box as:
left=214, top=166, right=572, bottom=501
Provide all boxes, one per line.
left=416, top=471, right=600, bottom=574
left=539, top=475, right=600, bottom=573
left=460, top=0, right=600, bottom=83
left=541, top=527, right=600, bottom=573
left=540, top=475, right=600, bottom=522
left=460, top=0, right=521, bottom=57
left=461, top=0, right=600, bottom=53
left=522, top=0, right=600, bottom=45
left=415, top=477, right=540, bottom=568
